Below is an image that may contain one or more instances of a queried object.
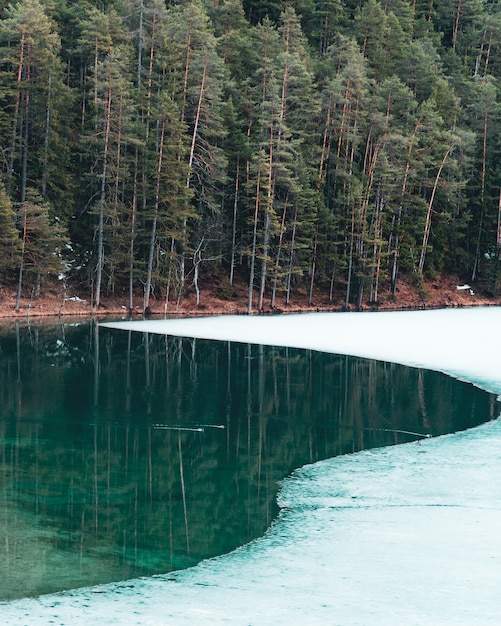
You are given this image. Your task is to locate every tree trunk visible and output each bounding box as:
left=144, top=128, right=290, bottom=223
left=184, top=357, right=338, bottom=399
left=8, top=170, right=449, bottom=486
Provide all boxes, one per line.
left=94, top=83, right=112, bottom=311
left=258, top=139, right=274, bottom=311
left=7, top=32, right=26, bottom=196
left=345, top=201, right=355, bottom=309
left=180, top=58, right=207, bottom=290
left=229, top=160, right=240, bottom=286
left=308, top=222, right=319, bottom=306
left=418, top=146, right=452, bottom=275
left=144, top=117, right=166, bottom=313
left=285, top=204, right=298, bottom=305
left=271, top=197, right=288, bottom=308
left=41, top=71, right=52, bottom=198
left=15, top=201, right=27, bottom=311
left=129, top=151, right=139, bottom=312
left=248, top=160, right=262, bottom=314
left=472, top=100, right=489, bottom=282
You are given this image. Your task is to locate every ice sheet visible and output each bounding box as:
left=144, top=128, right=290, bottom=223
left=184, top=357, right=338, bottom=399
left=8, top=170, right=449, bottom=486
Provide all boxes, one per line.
left=2, top=308, right=501, bottom=624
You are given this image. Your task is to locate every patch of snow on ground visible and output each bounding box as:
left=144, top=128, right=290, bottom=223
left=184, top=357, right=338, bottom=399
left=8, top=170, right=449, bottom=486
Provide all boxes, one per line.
left=2, top=308, right=501, bottom=625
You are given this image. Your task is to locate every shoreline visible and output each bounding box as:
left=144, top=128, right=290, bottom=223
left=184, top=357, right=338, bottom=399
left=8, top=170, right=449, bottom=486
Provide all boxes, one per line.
left=2, top=299, right=500, bottom=322
left=1, top=276, right=501, bottom=321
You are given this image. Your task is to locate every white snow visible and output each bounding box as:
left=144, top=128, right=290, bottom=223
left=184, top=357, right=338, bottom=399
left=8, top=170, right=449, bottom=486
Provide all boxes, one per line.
left=2, top=307, right=501, bottom=625
left=64, top=295, right=86, bottom=302
left=101, top=307, right=501, bottom=395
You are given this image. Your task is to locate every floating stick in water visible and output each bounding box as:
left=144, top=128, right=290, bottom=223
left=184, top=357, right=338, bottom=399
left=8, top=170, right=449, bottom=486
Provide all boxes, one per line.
left=152, top=425, right=204, bottom=432
left=366, top=428, right=431, bottom=438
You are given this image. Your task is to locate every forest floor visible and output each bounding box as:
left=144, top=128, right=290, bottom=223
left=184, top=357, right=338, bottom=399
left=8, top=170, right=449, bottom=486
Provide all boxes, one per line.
left=0, top=273, right=500, bottom=320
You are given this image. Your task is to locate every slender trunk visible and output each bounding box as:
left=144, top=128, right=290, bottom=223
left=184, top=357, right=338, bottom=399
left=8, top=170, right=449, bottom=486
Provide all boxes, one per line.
left=419, top=146, right=452, bottom=275
left=193, top=238, right=204, bottom=306
left=391, top=209, right=402, bottom=296
left=20, top=94, right=29, bottom=206
left=144, top=117, right=166, bottom=312
left=258, top=211, right=270, bottom=311
left=318, top=93, right=332, bottom=182
left=94, top=84, right=112, bottom=310
left=285, top=204, right=298, bottom=305
left=474, top=30, right=487, bottom=77
left=7, top=33, right=25, bottom=196
left=329, top=264, right=336, bottom=302
left=180, top=32, right=191, bottom=125
left=15, top=67, right=31, bottom=312
left=391, top=119, right=419, bottom=292
left=349, top=138, right=381, bottom=307
left=180, top=59, right=207, bottom=290
left=345, top=201, right=355, bottom=309
left=258, top=140, right=273, bottom=311
left=129, top=150, right=139, bottom=312
left=229, top=160, right=240, bottom=286
left=308, top=221, right=319, bottom=306
left=452, top=0, right=462, bottom=50
left=472, top=101, right=490, bottom=281
left=483, top=32, right=492, bottom=76
left=136, top=0, right=144, bottom=89
left=369, top=192, right=383, bottom=304
left=15, top=201, right=28, bottom=312
left=271, top=197, right=288, bottom=308
left=164, top=237, right=175, bottom=317
left=248, top=161, right=261, bottom=314
left=186, top=61, right=206, bottom=179
left=41, top=71, right=52, bottom=198
left=108, top=91, right=125, bottom=296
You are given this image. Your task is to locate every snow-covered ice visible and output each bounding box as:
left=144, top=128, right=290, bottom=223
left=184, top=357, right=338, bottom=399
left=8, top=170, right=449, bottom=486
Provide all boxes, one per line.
left=2, top=307, right=501, bottom=625
left=102, top=307, right=501, bottom=394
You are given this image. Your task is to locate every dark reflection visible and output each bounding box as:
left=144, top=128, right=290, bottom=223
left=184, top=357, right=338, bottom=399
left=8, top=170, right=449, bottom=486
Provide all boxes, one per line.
left=0, top=320, right=497, bottom=600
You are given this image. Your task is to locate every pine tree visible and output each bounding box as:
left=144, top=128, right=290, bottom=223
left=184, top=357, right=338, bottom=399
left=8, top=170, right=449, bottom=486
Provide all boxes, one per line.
left=14, top=188, right=68, bottom=309
left=0, top=0, right=70, bottom=209
left=0, top=182, right=21, bottom=281
left=243, top=10, right=321, bottom=310
left=318, top=35, right=371, bottom=306
left=84, top=43, right=137, bottom=309
left=159, top=0, right=228, bottom=301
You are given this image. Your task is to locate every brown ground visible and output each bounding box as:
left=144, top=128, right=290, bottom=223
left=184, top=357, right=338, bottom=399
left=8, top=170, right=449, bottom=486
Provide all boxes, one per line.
left=1, top=274, right=500, bottom=320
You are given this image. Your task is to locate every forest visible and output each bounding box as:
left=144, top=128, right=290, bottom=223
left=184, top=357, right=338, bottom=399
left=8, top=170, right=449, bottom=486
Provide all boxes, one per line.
left=0, top=0, right=500, bottom=313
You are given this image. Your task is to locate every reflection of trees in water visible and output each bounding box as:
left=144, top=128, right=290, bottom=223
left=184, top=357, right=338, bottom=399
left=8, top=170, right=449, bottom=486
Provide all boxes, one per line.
left=0, top=320, right=497, bottom=599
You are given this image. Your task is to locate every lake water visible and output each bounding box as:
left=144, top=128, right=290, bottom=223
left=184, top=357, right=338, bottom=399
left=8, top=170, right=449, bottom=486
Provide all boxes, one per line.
left=0, top=319, right=497, bottom=601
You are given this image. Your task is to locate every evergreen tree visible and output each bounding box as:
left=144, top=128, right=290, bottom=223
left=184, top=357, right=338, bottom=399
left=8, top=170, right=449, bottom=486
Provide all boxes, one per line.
left=84, top=43, right=137, bottom=308
left=14, top=188, right=68, bottom=308
left=243, top=0, right=283, bottom=24
left=243, top=9, right=321, bottom=310
left=464, top=75, right=501, bottom=286
left=159, top=0, right=228, bottom=300
left=0, top=182, right=21, bottom=280
left=0, top=0, right=71, bottom=209
left=0, top=0, right=497, bottom=306
left=318, top=35, right=372, bottom=306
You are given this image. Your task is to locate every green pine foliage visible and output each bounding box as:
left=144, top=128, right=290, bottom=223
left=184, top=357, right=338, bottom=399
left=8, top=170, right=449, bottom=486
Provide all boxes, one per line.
left=0, top=0, right=500, bottom=306
left=0, top=182, right=21, bottom=279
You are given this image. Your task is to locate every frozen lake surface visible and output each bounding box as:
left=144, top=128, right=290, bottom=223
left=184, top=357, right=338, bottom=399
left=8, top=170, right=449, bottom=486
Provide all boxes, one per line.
left=2, top=308, right=501, bottom=624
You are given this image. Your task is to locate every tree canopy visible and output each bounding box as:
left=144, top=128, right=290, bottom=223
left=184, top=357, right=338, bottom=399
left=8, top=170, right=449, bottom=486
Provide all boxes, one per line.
left=1, top=0, right=500, bottom=310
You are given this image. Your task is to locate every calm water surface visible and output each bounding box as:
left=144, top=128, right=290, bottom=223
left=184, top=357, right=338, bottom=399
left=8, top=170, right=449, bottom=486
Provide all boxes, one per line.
left=0, top=319, right=497, bottom=600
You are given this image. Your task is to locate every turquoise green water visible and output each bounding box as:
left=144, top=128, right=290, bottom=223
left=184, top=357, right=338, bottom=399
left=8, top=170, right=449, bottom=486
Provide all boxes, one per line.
left=0, top=320, right=497, bottom=600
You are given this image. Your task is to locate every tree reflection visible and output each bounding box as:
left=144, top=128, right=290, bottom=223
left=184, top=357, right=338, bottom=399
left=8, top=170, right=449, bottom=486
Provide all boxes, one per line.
left=0, top=319, right=497, bottom=601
